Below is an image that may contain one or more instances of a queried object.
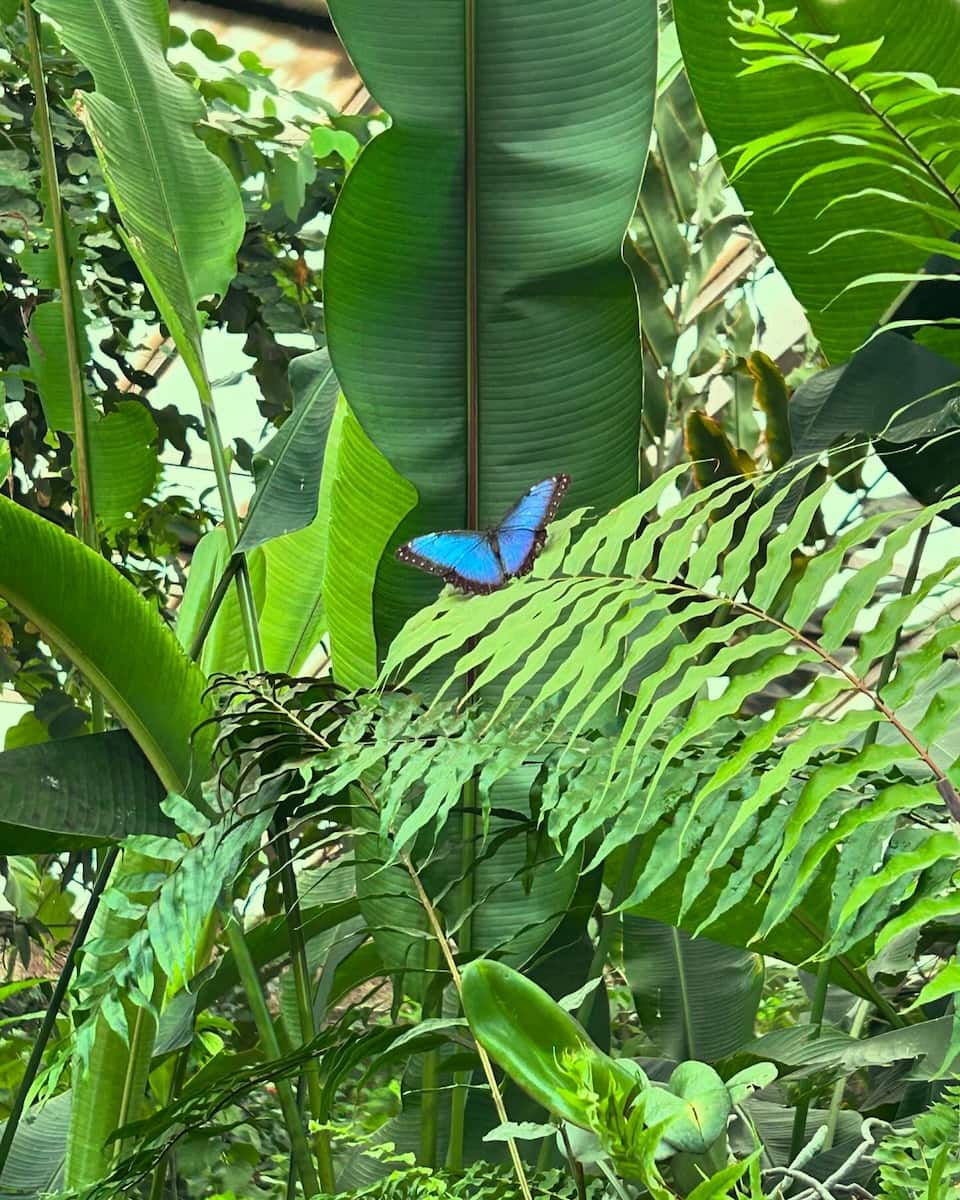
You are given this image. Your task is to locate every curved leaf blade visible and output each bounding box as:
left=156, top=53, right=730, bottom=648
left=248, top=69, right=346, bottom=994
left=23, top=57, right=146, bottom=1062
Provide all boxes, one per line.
left=34, top=0, right=244, bottom=387
left=0, top=497, right=210, bottom=793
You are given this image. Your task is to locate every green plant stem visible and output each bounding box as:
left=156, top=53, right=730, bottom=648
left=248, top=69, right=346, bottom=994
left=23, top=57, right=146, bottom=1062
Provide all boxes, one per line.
left=824, top=999, right=870, bottom=1151
left=146, top=1045, right=190, bottom=1200
left=222, top=907, right=321, bottom=1199
left=419, top=938, right=443, bottom=1168
left=196, top=393, right=264, bottom=670
left=400, top=848, right=533, bottom=1200
left=195, top=386, right=333, bottom=1190
left=23, top=0, right=104, bottom=735
left=789, top=958, right=832, bottom=1161
left=0, top=845, right=119, bottom=1177
left=446, top=779, right=477, bottom=1171
left=275, top=825, right=336, bottom=1193
left=23, top=0, right=96, bottom=551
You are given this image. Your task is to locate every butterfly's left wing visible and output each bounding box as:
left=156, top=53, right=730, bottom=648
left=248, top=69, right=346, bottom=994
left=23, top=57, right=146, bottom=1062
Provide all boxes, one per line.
left=494, top=474, right=571, bottom=578
left=396, top=530, right=505, bottom=593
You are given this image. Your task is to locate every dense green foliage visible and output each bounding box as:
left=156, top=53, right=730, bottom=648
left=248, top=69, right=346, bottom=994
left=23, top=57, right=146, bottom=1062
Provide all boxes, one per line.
left=0, top=2, right=958, bottom=1200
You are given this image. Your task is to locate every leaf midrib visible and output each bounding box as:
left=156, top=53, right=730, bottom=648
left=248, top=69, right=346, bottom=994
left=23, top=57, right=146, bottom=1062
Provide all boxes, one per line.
left=87, top=0, right=197, bottom=307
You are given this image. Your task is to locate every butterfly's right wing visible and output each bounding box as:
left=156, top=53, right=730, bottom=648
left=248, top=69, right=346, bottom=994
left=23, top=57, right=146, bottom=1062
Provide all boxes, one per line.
left=395, top=531, right=505, bottom=593
left=495, top=475, right=571, bottom=577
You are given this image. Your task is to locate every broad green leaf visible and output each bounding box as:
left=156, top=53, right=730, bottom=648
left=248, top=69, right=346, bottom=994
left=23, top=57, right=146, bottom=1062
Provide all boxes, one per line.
left=0, top=731, right=171, bottom=851
left=0, top=497, right=210, bottom=793
left=34, top=0, right=244, bottom=391
left=325, top=0, right=657, bottom=653
left=236, top=348, right=339, bottom=553
left=89, top=401, right=160, bottom=529
left=673, top=0, right=960, bottom=361
left=320, top=397, right=417, bottom=688
left=623, top=917, right=762, bottom=1062
left=27, top=301, right=74, bottom=432
left=259, top=513, right=328, bottom=674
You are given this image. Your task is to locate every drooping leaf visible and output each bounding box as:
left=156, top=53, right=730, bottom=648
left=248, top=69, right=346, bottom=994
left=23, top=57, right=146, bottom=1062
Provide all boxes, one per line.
left=786, top=332, right=960, bottom=520
left=0, top=731, right=171, bottom=852
left=0, top=497, right=211, bottom=793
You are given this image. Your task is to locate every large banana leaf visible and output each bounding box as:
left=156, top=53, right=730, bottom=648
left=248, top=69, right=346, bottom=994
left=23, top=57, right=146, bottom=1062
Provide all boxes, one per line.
left=325, top=0, right=657, bottom=651
left=0, top=497, right=210, bottom=793
left=33, top=0, right=244, bottom=392
left=672, top=0, right=960, bottom=363
left=622, top=916, right=762, bottom=1062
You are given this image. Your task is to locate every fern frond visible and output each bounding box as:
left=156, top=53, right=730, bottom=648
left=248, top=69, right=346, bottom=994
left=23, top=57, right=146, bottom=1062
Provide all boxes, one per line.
left=383, top=467, right=960, bottom=966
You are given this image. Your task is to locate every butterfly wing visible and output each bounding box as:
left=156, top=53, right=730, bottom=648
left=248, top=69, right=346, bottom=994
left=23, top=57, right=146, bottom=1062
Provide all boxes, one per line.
left=395, top=530, right=505, bottom=594
left=494, top=474, right=571, bottom=578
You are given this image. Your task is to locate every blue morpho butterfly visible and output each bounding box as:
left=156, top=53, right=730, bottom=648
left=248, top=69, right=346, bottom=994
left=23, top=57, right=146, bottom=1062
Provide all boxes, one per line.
left=395, top=474, right=571, bottom=595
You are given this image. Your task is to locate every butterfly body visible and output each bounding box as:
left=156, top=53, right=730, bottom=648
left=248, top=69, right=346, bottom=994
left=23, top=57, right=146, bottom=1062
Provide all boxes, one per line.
left=396, top=475, right=570, bottom=594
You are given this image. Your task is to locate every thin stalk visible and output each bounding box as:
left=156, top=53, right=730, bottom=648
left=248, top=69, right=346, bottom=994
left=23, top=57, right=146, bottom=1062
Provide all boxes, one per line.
left=188, top=554, right=241, bottom=661
left=195, top=385, right=332, bottom=1189
left=419, top=939, right=443, bottom=1168
left=275, top=826, right=336, bottom=1193
left=0, top=845, right=119, bottom=1176
left=222, top=908, right=321, bottom=1200
left=114, top=973, right=167, bottom=1166
left=446, top=779, right=477, bottom=1171
left=559, top=1124, right=587, bottom=1200
left=789, top=958, right=832, bottom=1161
left=401, top=850, right=533, bottom=1200
left=195, top=391, right=263, bottom=670
left=23, top=0, right=96, bottom=551
left=824, top=999, right=870, bottom=1151
left=24, top=0, right=103, bottom=733
left=147, top=1046, right=190, bottom=1200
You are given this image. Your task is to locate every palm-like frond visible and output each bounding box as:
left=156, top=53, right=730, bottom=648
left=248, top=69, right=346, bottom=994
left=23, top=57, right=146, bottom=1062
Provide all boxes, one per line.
left=727, top=4, right=960, bottom=313
left=381, top=465, right=960, bottom=967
